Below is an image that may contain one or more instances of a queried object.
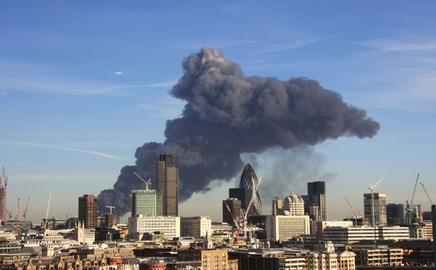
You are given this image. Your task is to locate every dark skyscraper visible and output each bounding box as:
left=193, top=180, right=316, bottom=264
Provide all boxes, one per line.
left=305, top=181, right=327, bottom=221
left=387, top=203, right=404, bottom=225
left=223, top=198, right=242, bottom=227
left=78, top=194, right=98, bottom=229
left=156, top=154, right=178, bottom=216
left=228, top=164, right=261, bottom=216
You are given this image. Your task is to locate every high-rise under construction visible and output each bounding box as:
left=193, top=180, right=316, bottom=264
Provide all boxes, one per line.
left=156, top=154, right=178, bottom=216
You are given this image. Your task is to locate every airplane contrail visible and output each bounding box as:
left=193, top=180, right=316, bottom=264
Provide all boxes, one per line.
left=2, top=141, right=127, bottom=161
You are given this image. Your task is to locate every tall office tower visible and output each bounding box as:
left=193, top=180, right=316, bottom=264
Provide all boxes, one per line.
left=131, top=184, right=162, bottom=217
left=387, top=203, right=404, bottom=225
left=239, top=163, right=262, bottom=214
left=283, top=194, right=305, bottom=216
left=305, top=181, right=327, bottom=221
left=78, top=194, right=98, bottom=229
left=223, top=198, right=241, bottom=227
left=363, top=193, right=387, bottom=226
left=156, top=154, right=178, bottom=216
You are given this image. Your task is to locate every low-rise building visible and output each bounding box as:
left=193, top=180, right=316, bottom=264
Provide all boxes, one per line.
left=128, top=215, right=180, bottom=241
left=266, top=215, right=310, bottom=242
left=180, top=216, right=212, bottom=238
left=323, top=226, right=409, bottom=244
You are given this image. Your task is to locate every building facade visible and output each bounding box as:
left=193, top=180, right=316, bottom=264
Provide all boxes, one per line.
left=156, top=154, right=178, bottom=216
left=131, top=188, right=162, bottom=217
left=323, top=226, right=409, bottom=244
left=266, top=215, right=310, bottom=242
left=128, top=215, right=180, bottom=240
left=363, top=193, right=387, bottom=226
left=78, top=194, right=98, bottom=229
left=283, top=194, right=305, bottom=216
left=180, top=216, right=212, bottom=238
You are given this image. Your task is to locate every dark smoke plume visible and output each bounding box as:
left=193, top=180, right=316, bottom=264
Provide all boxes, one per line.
left=98, top=48, right=380, bottom=215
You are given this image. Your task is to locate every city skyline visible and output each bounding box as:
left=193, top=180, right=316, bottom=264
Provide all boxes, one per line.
left=1, top=1, right=436, bottom=222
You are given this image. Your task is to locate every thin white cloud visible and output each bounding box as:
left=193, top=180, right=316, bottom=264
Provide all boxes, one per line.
left=361, top=39, right=436, bottom=52
left=0, top=61, right=176, bottom=96
left=2, top=141, right=127, bottom=160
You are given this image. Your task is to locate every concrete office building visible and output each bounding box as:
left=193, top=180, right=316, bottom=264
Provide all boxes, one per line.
left=222, top=198, right=241, bottom=227
left=386, top=203, right=404, bottom=226
left=180, top=216, right=212, bottom=238
left=78, top=194, right=98, bottom=229
left=323, top=226, right=409, bottom=244
left=304, top=181, right=327, bottom=221
left=128, top=215, right=180, bottom=240
left=266, top=215, right=310, bottom=242
left=156, top=154, right=178, bottom=216
left=363, top=193, right=387, bottom=226
left=131, top=186, right=162, bottom=217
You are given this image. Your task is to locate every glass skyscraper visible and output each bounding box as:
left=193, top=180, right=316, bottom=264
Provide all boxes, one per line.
left=131, top=188, right=162, bottom=217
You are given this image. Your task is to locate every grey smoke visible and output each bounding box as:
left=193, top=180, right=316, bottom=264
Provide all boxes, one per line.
left=98, top=47, right=380, bottom=215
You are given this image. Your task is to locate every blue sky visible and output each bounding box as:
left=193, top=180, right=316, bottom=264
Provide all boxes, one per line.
left=1, top=1, right=436, bottom=222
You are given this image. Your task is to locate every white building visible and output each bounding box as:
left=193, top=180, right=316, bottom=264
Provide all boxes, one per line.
left=283, top=194, right=305, bottom=216
left=128, top=215, right=180, bottom=240
left=323, top=226, right=409, bottom=244
left=180, top=216, right=212, bottom=238
left=266, top=215, right=310, bottom=242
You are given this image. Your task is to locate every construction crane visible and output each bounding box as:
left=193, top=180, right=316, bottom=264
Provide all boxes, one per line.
left=345, top=198, right=362, bottom=219
left=22, top=197, right=30, bottom=221
left=44, top=192, right=52, bottom=229
left=133, top=172, right=152, bottom=190
left=420, top=182, right=434, bottom=205
left=368, top=177, right=384, bottom=226
left=406, top=173, right=420, bottom=225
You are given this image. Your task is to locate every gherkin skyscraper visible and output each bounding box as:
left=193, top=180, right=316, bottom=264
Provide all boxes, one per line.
left=239, top=163, right=262, bottom=215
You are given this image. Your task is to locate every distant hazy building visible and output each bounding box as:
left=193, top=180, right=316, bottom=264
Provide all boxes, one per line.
left=131, top=186, right=162, bottom=217
left=363, top=193, right=387, bottom=226
left=128, top=215, right=180, bottom=240
left=265, top=215, right=310, bottom=241
left=222, top=198, right=241, bottom=227
left=387, top=203, right=404, bottom=225
left=304, top=181, right=327, bottom=221
left=272, top=197, right=284, bottom=215
left=156, top=154, right=178, bottom=216
left=181, top=216, right=212, bottom=238
left=78, top=194, right=98, bottom=229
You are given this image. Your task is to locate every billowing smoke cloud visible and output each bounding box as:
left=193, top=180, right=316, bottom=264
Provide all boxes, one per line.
left=98, top=48, right=380, bottom=215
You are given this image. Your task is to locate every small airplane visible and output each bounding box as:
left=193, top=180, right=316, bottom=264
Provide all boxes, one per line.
left=114, top=71, right=123, bottom=76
